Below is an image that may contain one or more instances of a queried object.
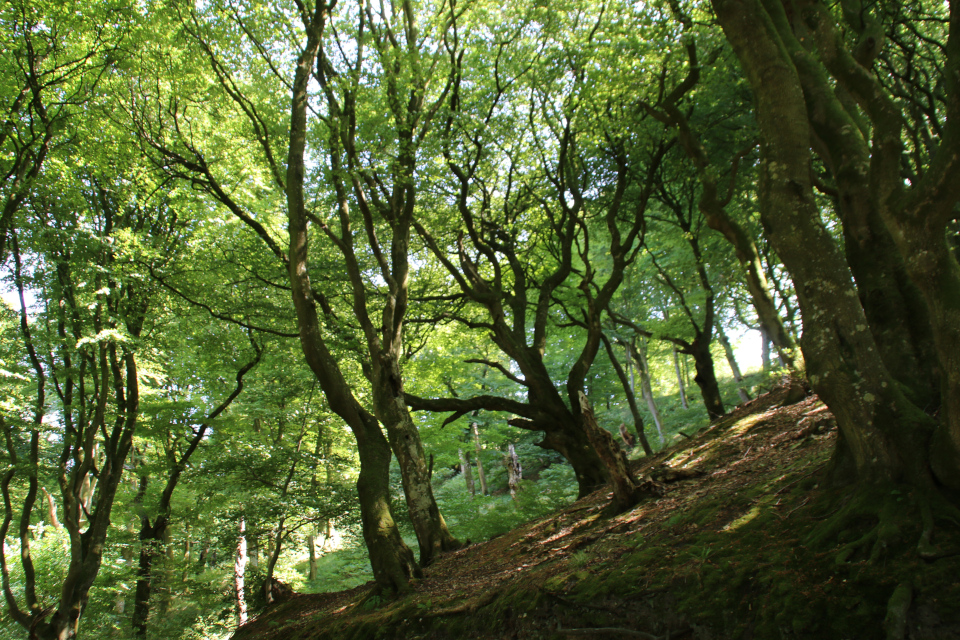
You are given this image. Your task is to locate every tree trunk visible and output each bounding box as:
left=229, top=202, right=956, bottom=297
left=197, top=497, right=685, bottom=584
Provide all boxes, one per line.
left=690, top=340, right=726, bottom=420
left=182, top=530, right=191, bottom=582
left=235, top=517, right=247, bottom=626
left=458, top=448, right=475, bottom=496
left=373, top=379, right=461, bottom=566
left=41, top=488, right=61, bottom=530
left=505, top=444, right=521, bottom=501
left=132, top=516, right=166, bottom=637
left=673, top=348, right=689, bottom=409
left=601, top=334, right=653, bottom=454
left=711, top=0, right=935, bottom=489
left=248, top=532, right=259, bottom=571
left=770, top=0, right=960, bottom=489
left=717, top=325, right=751, bottom=403
left=264, top=518, right=285, bottom=605
left=632, top=339, right=665, bottom=447
left=760, top=327, right=772, bottom=372
left=157, top=525, right=173, bottom=617
left=471, top=423, right=488, bottom=496
left=284, top=10, right=421, bottom=594
left=578, top=392, right=645, bottom=513
left=774, top=4, right=940, bottom=409
left=308, top=533, right=318, bottom=582
left=530, top=418, right=608, bottom=497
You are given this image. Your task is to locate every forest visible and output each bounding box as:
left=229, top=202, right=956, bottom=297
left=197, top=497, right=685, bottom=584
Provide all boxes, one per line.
left=1, top=0, right=959, bottom=638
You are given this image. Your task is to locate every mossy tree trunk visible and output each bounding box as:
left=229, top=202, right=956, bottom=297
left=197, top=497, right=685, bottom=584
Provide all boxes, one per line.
left=772, top=0, right=960, bottom=491
left=311, top=4, right=461, bottom=567
left=578, top=393, right=646, bottom=513
left=768, top=0, right=940, bottom=410
left=710, top=0, right=938, bottom=490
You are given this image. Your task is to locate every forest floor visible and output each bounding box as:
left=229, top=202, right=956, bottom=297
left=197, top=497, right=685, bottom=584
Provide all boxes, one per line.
left=231, top=383, right=960, bottom=640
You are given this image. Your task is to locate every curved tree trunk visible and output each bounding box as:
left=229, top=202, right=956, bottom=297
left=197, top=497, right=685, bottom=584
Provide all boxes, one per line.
left=710, top=0, right=936, bottom=489
left=376, top=385, right=460, bottom=566
left=601, top=333, right=653, bottom=455
left=769, top=0, right=960, bottom=489
left=578, top=393, right=648, bottom=513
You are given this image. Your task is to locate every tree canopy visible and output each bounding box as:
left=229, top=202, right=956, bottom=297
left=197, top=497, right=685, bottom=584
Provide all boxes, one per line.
left=1, top=0, right=958, bottom=637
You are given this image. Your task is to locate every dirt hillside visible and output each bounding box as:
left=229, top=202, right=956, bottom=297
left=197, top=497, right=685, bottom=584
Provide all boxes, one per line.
left=232, top=384, right=960, bottom=640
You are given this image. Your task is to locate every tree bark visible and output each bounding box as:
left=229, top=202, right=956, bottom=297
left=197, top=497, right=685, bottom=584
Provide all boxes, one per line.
left=41, top=488, right=60, bottom=530
left=689, top=337, right=726, bottom=420
left=631, top=339, right=665, bottom=446
left=372, top=375, right=460, bottom=566
left=710, top=0, right=936, bottom=489
left=774, top=0, right=960, bottom=490
left=284, top=3, right=420, bottom=593
left=601, top=333, right=653, bottom=454
left=717, top=325, right=751, bottom=403
left=578, top=393, right=645, bottom=513
left=773, top=0, right=940, bottom=409
left=308, top=534, right=318, bottom=582
left=760, top=327, right=772, bottom=372
left=505, top=445, right=522, bottom=501
left=471, top=423, right=488, bottom=496
left=132, top=351, right=258, bottom=637
left=235, top=517, right=248, bottom=626
left=458, top=449, right=475, bottom=496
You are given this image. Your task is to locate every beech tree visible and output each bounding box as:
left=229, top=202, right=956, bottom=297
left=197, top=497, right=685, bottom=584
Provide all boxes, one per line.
left=409, top=2, right=670, bottom=499
left=0, top=168, right=180, bottom=639
left=0, top=0, right=125, bottom=264
left=126, top=0, right=472, bottom=591
left=707, top=0, right=960, bottom=551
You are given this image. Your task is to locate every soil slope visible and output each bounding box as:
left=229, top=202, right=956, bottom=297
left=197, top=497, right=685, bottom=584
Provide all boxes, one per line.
left=232, top=384, right=960, bottom=640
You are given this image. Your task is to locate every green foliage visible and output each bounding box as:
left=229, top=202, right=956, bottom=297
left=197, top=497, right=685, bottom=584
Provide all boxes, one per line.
left=301, top=539, right=374, bottom=594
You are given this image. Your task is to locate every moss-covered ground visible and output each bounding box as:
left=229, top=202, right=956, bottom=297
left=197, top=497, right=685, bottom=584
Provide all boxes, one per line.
left=231, top=384, right=960, bottom=640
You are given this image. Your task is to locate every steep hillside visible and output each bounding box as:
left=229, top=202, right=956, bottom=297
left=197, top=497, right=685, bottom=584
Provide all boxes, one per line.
left=231, top=385, right=960, bottom=640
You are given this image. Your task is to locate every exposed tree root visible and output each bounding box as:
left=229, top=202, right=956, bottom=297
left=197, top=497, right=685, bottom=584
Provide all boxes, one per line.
left=807, top=484, right=960, bottom=565
left=882, top=582, right=912, bottom=640
left=422, top=588, right=501, bottom=617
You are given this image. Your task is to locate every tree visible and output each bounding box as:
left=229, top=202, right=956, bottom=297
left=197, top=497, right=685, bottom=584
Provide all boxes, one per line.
left=708, top=0, right=959, bottom=554
left=126, top=0, right=471, bottom=591
left=130, top=336, right=260, bottom=636
left=638, top=19, right=798, bottom=370
left=410, top=2, right=670, bottom=501
left=1, top=166, right=180, bottom=639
